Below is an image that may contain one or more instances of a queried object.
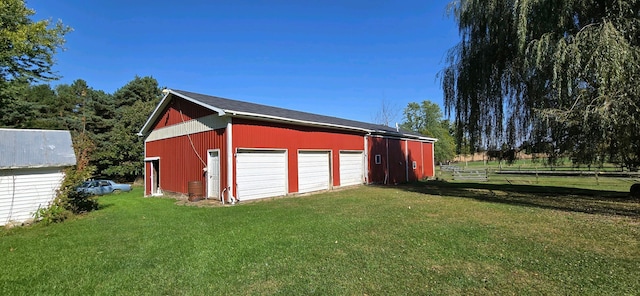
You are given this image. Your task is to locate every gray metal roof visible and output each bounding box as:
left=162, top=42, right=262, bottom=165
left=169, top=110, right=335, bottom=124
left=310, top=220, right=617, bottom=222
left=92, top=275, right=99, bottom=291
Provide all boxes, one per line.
left=0, top=129, right=77, bottom=169
left=138, top=89, right=435, bottom=142
left=173, top=89, right=403, bottom=134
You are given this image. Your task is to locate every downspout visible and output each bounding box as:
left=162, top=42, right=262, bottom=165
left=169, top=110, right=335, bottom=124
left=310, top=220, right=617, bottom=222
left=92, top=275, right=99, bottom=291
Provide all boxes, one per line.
left=364, top=134, right=369, bottom=184
left=405, top=140, right=409, bottom=182
left=432, top=142, right=436, bottom=178
left=144, top=138, right=148, bottom=196
left=421, top=141, right=424, bottom=178
left=226, top=119, right=236, bottom=204
left=139, top=126, right=150, bottom=196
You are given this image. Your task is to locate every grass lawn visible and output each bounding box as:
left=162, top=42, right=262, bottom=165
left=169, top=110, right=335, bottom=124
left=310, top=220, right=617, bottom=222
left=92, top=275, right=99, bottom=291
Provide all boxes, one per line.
left=1, top=180, right=639, bottom=295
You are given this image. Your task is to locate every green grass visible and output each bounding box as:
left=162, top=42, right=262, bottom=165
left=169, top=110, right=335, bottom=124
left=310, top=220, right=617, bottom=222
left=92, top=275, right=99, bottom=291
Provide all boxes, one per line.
left=1, top=182, right=639, bottom=295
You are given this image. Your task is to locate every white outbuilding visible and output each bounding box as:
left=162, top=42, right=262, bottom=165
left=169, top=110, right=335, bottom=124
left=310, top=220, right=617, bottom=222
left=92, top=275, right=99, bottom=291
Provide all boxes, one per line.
left=0, top=128, right=76, bottom=226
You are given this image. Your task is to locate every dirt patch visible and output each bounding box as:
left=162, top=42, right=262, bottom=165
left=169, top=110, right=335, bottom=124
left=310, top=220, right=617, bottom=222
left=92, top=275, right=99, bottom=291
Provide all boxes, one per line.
left=175, top=198, right=229, bottom=208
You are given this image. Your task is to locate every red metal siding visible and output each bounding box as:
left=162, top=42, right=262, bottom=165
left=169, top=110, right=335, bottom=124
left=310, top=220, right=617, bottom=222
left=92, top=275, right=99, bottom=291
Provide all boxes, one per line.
left=232, top=119, right=364, bottom=193
left=367, top=137, right=405, bottom=184
left=423, top=142, right=435, bottom=177
left=406, top=140, right=423, bottom=181
left=368, top=136, right=435, bottom=184
left=145, top=95, right=228, bottom=198
left=146, top=130, right=227, bottom=198
left=387, top=138, right=406, bottom=184
left=367, top=137, right=388, bottom=184
left=153, top=97, right=216, bottom=129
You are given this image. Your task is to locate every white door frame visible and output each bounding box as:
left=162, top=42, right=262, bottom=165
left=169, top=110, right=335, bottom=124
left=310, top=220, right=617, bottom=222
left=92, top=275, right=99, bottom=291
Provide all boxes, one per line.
left=144, top=157, right=161, bottom=196
left=207, top=149, right=220, bottom=199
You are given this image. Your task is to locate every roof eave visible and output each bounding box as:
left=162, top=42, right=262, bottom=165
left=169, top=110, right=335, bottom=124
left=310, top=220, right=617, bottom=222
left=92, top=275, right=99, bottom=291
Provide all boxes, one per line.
left=226, top=110, right=371, bottom=134
left=138, top=89, right=227, bottom=137
left=369, top=130, right=438, bottom=142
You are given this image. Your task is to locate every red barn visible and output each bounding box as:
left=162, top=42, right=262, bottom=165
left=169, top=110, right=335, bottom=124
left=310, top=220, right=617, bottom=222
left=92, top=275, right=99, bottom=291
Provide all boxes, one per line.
left=138, top=89, right=436, bottom=202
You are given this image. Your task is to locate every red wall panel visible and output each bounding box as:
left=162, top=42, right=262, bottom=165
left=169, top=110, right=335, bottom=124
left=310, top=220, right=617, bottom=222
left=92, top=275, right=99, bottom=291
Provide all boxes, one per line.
left=406, top=140, right=423, bottom=181
left=145, top=96, right=227, bottom=198
left=387, top=138, right=406, bottom=184
left=153, top=97, right=216, bottom=129
left=232, top=119, right=365, bottom=193
left=423, top=142, right=435, bottom=177
left=368, top=136, right=436, bottom=184
left=366, top=137, right=406, bottom=184
left=145, top=129, right=227, bottom=197
left=367, top=137, right=387, bottom=184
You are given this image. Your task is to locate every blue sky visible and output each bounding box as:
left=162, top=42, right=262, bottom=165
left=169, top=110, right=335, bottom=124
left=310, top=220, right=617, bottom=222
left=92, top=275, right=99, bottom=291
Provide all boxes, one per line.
left=30, top=0, right=459, bottom=124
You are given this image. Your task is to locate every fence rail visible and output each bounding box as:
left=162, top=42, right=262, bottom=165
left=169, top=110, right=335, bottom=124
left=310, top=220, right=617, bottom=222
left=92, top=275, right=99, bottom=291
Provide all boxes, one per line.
left=496, top=170, right=640, bottom=178
left=453, top=169, right=488, bottom=181
left=440, top=165, right=461, bottom=172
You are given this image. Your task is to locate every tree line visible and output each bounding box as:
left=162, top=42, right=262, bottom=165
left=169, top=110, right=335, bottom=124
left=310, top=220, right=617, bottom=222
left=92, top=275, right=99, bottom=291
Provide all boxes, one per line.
left=0, top=77, right=162, bottom=182
left=0, top=0, right=162, bottom=182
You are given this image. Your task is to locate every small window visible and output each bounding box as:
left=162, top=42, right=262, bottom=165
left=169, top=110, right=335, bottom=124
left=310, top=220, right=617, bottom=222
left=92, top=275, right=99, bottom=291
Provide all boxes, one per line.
left=412, top=161, right=417, bottom=169
left=375, top=154, right=382, bottom=164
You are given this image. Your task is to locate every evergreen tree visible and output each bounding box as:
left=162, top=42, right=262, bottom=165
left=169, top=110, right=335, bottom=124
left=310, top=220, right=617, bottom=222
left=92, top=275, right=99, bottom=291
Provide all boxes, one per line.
left=99, top=76, right=162, bottom=181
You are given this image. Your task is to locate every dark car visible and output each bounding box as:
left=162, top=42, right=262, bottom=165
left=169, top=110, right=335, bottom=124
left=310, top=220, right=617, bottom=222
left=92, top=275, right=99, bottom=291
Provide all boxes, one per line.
left=76, top=180, right=132, bottom=195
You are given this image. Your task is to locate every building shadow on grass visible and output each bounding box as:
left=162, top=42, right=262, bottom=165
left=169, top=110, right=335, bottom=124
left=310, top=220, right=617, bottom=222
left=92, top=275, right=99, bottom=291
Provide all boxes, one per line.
left=401, top=181, right=640, bottom=218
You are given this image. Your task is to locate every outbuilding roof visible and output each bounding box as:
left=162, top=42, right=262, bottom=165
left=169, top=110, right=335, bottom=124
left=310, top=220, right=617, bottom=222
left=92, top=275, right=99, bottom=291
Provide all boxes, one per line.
left=139, top=89, right=437, bottom=142
left=0, top=129, right=77, bottom=169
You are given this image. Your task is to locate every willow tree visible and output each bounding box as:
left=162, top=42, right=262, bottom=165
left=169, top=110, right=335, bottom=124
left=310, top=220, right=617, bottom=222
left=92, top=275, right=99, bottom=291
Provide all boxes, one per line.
left=442, top=0, right=640, bottom=170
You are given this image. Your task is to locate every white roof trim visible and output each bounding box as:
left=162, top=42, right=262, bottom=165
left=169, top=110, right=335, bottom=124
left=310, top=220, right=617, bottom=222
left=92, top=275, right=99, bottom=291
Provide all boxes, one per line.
left=368, top=133, right=438, bottom=143
left=227, top=110, right=371, bottom=133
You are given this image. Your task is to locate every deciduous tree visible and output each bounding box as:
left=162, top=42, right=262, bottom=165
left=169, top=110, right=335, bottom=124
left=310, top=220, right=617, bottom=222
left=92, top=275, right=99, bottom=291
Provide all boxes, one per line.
left=0, top=0, right=71, bottom=125
left=373, top=98, right=400, bottom=127
left=401, top=101, right=456, bottom=163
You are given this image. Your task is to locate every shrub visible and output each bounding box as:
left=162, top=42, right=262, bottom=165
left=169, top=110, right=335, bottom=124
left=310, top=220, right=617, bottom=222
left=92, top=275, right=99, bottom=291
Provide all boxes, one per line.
left=34, top=204, right=69, bottom=225
left=35, top=132, right=98, bottom=224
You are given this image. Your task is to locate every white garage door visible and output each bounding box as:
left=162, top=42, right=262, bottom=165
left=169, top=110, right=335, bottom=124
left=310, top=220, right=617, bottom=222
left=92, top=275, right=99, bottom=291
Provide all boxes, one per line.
left=339, top=151, right=364, bottom=186
left=236, top=150, right=287, bottom=201
left=298, top=151, right=330, bottom=193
